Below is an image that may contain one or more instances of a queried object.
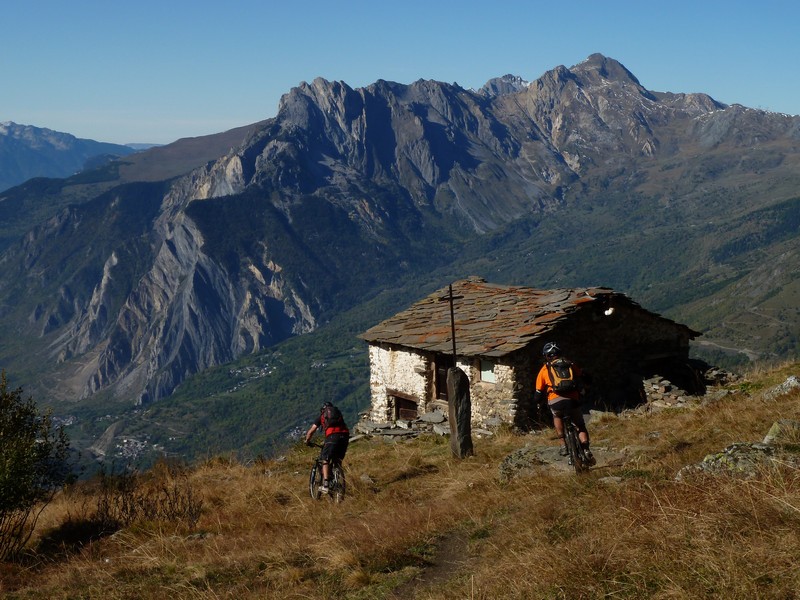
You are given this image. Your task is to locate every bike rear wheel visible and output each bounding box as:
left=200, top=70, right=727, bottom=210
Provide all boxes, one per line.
left=330, top=463, right=346, bottom=503
left=565, top=423, right=586, bottom=474
left=309, top=461, right=323, bottom=500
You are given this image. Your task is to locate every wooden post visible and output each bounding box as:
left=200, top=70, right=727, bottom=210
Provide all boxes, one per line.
left=439, top=284, right=463, bottom=361
left=439, top=284, right=473, bottom=458
left=448, top=284, right=457, bottom=359
left=447, top=366, right=474, bottom=458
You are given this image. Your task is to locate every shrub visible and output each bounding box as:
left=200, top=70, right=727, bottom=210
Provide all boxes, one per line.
left=91, top=460, right=203, bottom=531
left=35, top=460, right=202, bottom=557
left=0, top=371, right=71, bottom=560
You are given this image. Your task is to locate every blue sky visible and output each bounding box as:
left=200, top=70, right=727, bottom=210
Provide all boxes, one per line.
left=3, top=0, right=798, bottom=145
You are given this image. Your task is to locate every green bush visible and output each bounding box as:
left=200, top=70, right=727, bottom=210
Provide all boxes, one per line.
left=0, top=371, right=71, bottom=561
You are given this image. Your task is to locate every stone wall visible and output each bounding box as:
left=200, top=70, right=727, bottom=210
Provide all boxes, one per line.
left=366, top=344, right=429, bottom=421
left=467, top=359, right=519, bottom=426
left=367, top=344, right=532, bottom=428
left=539, top=303, right=697, bottom=410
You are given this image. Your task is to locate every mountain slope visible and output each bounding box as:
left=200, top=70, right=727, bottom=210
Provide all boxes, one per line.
left=0, top=122, right=265, bottom=252
left=0, top=121, right=138, bottom=193
left=1, top=54, right=799, bottom=459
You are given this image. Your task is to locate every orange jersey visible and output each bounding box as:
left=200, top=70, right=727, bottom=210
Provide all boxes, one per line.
left=535, top=361, right=582, bottom=403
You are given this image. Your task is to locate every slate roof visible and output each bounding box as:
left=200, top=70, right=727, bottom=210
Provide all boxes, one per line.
left=359, top=277, right=698, bottom=358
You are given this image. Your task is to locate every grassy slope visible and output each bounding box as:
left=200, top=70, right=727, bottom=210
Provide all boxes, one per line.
left=4, top=362, right=799, bottom=599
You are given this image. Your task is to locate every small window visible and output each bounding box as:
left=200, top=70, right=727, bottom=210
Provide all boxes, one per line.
left=393, top=396, right=418, bottom=420
left=480, top=359, right=496, bottom=383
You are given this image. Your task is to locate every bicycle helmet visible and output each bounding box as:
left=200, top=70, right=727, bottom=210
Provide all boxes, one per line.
left=320, top=401, right=333, bottom=412
left=542, top=342, right=561, bottom=359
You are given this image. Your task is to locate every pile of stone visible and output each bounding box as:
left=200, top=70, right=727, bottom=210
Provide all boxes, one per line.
left=641, top=375, right=692, bottom=409
left=703, top=366, right=740, bottom=386
left=354, top=409, right=496, bottom=441
left=625, top=366, right=743, bottom=414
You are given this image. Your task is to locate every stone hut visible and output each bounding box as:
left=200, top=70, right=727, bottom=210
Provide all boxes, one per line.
left=359, top=277, right=701, bottom=428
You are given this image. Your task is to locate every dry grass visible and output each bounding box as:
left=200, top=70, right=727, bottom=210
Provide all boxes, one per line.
left=2, top=365, right=799, bottom=599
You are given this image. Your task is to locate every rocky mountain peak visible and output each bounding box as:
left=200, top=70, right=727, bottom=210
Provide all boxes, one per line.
left=478, top=74, right=530, bottom=98
left=573, top=52, right=644, bottom=86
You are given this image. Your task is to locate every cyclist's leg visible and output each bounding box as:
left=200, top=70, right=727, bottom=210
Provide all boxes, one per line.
left=333, top=433, right=349, bottom=463
left=549, top=398, right=571, bottom=456
left=571, top=407, right=595, bottom=465
left=326, top=435, right=348, bottom=501
left=324, top=433, right=348, bottom=466
left=319, top=438, right=335, bottom=488
left=550, top=409, right=565, bottom=439
left=572, top=408, right=590, bottom=445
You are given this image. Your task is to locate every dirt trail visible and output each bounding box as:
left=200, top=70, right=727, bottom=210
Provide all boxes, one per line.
left=389, top=531, right=469, bottom=598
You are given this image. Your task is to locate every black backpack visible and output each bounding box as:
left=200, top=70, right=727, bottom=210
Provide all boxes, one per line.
left=546, top=358, right=578, bottom=394
left=322, top=404, right=345, bottom=428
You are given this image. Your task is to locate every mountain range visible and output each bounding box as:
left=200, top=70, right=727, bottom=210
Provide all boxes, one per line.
left=1, top=53, right=799, bottom=463
left=0, top=121, right=141, bottom=193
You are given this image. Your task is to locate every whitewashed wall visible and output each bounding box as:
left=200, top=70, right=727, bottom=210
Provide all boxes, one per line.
left=367, top=344, right=429, bottom=421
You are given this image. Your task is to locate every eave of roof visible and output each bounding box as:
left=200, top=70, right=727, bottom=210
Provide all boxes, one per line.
left=359, top=277, right=698, bottom=357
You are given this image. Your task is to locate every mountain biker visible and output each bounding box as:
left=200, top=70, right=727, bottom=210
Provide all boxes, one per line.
left=304, top=402, right=350, bottom=494
left=533, top=342, right=596, bottom=466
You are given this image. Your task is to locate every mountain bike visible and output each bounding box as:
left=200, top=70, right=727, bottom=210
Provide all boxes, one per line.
left=563, top=414, right=591, bottom=474
left=308, top=443, right=346, bottom=503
